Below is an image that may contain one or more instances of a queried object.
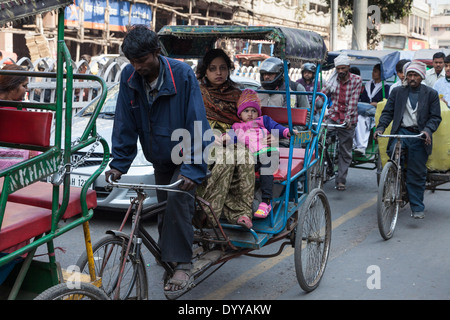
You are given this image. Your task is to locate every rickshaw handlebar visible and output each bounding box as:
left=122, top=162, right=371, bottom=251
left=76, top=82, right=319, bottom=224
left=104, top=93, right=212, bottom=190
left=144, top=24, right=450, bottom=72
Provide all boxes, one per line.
left=107, top=176, right=184, bottom=190
left=313, top=122, right=348, bottom=128
left=377, top=133, right=424, bottom=139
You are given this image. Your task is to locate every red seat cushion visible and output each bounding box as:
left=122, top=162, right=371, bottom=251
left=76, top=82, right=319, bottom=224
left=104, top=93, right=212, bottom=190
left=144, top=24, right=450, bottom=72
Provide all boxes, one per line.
left=255, top=148, right=306, bottom=181
left=261, top=106, right=308, bottom=126
left=273, top=158, right=305, bottom=181
left=278, top=147, right=306, bottom=159
left=0, top=202, right=52, bottom=252
left=0, top=109, right=52, bottom=147
left=0, top=179, right=97, bottom=220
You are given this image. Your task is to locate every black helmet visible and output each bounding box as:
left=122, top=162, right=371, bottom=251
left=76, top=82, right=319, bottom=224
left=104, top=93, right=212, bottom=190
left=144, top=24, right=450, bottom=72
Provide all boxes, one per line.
left=302, top=62, right=316, bottom=74
left=259, top=57, right=284, bottom=90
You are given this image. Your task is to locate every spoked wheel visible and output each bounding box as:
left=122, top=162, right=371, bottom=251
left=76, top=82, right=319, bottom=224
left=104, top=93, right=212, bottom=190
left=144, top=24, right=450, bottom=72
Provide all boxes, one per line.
left=294, top=188, right=331, bottom=292
left=34, top=282, right=109, bottom=300
left=377, top=162, right=400, bottom=240
left=375, top=150, right=382, bottom=186
left=308, top=160, right=324, bottom=190
left=76, top=234, right=148, bottom=300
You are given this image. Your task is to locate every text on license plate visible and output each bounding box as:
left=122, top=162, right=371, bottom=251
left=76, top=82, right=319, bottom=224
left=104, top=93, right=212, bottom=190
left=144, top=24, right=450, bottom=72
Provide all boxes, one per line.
left=70, top=175, right=92, bottom=189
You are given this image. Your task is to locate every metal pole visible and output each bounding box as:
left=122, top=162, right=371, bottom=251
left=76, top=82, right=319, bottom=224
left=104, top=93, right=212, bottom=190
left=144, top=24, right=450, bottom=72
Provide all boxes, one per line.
left=331, top=0, right=338, bottom=50
left=352, top=0, right=368, bottom=50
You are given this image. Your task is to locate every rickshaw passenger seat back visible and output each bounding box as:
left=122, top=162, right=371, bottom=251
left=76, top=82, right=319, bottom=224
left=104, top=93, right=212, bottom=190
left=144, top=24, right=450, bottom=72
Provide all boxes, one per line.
left=257, top=107, right=310, bottom=181
left=0, top=109, right=53, bottom=147
left=261, top=106, right=308, bottom=126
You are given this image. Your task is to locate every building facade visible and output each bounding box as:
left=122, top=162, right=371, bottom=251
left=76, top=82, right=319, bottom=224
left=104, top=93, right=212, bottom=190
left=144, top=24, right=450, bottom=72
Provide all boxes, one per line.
left=429, top=3, right=450, bottom=49
left=0, top=0, right=332, bottom=63
left=380, top=0, right=432, bottom=51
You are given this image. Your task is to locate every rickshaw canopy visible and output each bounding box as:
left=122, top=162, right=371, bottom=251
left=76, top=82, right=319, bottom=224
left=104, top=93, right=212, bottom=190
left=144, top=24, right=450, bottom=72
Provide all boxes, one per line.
left=0, top=0, right=72, bottom=26
left=158, top=25, right=328, bottom=66
left=324, top=50, right=400, bottom=81
left=413, top=48, right=450, bottom=67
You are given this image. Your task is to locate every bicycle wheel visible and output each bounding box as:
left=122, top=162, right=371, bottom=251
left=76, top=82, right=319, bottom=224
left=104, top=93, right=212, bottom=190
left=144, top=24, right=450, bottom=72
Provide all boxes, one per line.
left=34, top=282, right=109, bottom=300
left=76, top=234, right=148, bottom=300
left=308, top=159, right=323, bottom=190
left=294, top=188, right=332, bottom=292
left=377, top=161, right=400, bottom=240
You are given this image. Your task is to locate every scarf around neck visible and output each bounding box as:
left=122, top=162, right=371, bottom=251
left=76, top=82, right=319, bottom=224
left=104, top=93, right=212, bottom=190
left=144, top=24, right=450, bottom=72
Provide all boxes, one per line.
left=200, top=81, right=242, bottom=126
left=365, top=80, right=383, bottom=102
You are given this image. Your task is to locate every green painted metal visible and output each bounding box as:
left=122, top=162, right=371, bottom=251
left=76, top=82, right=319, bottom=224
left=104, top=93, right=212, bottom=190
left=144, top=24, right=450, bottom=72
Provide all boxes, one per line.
left=0, top=5, right=110, bottom=297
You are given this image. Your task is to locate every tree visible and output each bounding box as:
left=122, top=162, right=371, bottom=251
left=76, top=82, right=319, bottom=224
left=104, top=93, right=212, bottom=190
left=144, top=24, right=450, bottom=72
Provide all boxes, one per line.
left=325, top=0, right=413, bottom=48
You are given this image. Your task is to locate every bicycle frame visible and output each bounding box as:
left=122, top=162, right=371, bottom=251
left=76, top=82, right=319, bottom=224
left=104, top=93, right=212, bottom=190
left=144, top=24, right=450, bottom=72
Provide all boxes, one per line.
left=380, top=133, right=424, bottom=192
left=313, top=122, right=347, bottom=185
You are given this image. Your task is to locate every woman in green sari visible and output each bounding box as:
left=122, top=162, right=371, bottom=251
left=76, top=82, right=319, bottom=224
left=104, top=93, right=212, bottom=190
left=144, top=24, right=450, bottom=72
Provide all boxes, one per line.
left=197, top=49, right=255, bottom=229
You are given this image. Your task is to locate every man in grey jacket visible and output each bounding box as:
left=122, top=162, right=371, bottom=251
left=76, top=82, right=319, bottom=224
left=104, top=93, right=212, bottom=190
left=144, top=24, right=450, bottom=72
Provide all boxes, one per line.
left=375, top=61, right=441, bottom=219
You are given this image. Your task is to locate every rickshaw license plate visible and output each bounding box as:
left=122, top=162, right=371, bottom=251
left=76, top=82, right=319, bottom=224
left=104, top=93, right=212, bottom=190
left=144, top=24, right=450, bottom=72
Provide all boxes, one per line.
left=70, top=174, right=92, bottom=189
left=293, top=130, right=312, bottom=145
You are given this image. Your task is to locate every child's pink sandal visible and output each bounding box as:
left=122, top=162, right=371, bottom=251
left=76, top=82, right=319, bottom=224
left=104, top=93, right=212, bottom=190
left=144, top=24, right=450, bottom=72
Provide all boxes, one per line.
left=254, top=202, right=272, bottom=219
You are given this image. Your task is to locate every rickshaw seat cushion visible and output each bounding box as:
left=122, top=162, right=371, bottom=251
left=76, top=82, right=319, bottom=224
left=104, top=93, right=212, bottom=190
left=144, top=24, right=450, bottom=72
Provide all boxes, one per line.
left=0, top=178, right=97, bottom=220
left=255, top=155, right=305, bottom=181
left=256, top=148, right=313, bottom=181
left=0, top=202, right=52, bottom=252
left=261, top=106, right=308, bottom=126
left=273, top=157, right=305, bottom=181
left=0, top=109, right=52, bottom=147
left=278, top=147, right=305, bottom=159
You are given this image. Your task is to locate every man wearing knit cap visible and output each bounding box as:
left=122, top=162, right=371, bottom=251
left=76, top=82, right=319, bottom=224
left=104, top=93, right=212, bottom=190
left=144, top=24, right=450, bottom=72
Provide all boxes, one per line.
left=375, top=60, right=441, bottom=219
left=317, top=54, right=362, bottom=191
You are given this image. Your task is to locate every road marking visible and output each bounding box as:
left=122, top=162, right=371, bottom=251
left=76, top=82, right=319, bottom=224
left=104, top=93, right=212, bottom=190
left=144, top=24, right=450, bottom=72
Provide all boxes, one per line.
left=200, top=195, right=378, bottom=300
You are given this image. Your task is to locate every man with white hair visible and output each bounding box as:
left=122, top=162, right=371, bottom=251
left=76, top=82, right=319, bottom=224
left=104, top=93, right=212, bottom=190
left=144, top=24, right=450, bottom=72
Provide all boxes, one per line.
left=317, top=54, right=362, bottom=191
left=375, top=61, right=441, bottom=219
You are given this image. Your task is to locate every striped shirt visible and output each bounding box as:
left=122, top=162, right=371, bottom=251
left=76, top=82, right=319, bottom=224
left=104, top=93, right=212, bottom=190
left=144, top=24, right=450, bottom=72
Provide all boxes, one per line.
left=321, top=72, right=362, bottom=125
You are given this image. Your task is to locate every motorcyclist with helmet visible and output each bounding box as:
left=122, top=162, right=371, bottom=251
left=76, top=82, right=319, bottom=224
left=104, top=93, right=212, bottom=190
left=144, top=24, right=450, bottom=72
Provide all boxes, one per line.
left=296, top=62, right=321, bottom=106
left=257, top=57, right=309, bottom=110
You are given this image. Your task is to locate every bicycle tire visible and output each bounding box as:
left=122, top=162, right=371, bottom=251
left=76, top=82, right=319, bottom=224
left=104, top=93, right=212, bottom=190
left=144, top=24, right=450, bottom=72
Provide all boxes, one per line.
left=377, top=162, right=400, bottom=240
left=76, top=234, right=148, bottom=300
left=308, top=160, right=323, bottom=190
left=34, top=282, right=109, bottom=300
left=294, top=188, right=332, bottom=292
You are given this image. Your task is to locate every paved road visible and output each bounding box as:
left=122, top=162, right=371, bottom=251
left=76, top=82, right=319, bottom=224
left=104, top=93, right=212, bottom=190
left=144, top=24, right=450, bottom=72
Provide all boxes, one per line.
left=51, top=164, right=450, bottom=300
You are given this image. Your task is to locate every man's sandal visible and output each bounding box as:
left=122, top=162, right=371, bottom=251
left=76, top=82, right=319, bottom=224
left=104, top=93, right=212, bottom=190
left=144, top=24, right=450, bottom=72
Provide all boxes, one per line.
left=164, top=269, right=194, bottom=300
left=335, top=183, right=346, bottom=191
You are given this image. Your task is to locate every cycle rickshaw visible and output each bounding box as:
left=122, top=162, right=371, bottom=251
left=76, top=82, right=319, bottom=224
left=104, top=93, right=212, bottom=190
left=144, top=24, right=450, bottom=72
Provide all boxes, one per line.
left=312, top=50, right=400, bottom=188
left=76, top=25, right=333, bottom=300
left=0, top=1, right=110, bottom=299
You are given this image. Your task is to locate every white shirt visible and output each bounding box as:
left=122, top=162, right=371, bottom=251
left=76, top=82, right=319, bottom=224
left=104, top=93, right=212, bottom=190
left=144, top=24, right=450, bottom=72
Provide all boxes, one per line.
left=424, top=68, right=445, bottom=87
left=389, top=79, right=402, bottom=93
left=433, top=77, right=450, bottom=107
left=402, top=98, right=418, bottom=127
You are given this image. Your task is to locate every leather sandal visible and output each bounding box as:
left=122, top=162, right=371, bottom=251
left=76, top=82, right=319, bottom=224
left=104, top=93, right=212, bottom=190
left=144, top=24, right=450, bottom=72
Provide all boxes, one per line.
left=164, top=269, right=194, bottom=300
left=335, top=183, right=346, bottom=191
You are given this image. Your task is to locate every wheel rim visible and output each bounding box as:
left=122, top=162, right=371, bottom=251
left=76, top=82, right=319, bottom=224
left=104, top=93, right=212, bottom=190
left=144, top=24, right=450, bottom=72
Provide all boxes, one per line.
left=378, top=163, right=399, bottom=239
left=296, top=189, right=331, bottom=291
left=82, top=238, right=144, bottom=300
